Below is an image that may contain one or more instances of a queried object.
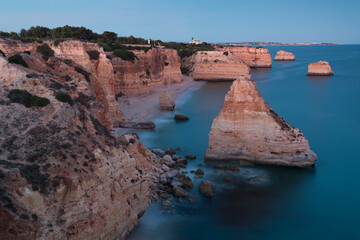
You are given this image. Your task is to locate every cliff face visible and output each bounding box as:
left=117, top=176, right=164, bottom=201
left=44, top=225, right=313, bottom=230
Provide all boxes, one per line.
left=205, top=76, right=317, bottom=167
left=274, top=50, right=295, bottom=61
left=110, top=48, right=184, bottom=96
left=220, top=46, right=272, bottom=68
left=307, top=61, right=333, bottom=76
left=0, top=39, right=123, bottom=129
left=188, top=51, right=250, bottom=81
left=0, top=55, right=156, bottom=239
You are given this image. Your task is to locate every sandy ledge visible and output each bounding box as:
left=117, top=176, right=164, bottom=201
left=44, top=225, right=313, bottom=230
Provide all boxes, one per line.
left=117, top=75, right=204, bottom=122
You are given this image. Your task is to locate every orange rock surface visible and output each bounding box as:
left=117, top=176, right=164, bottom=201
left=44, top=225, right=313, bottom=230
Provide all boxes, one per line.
left=220, top=46, right=272, bottom=67
left=110, top=48, right=184, bottom=96
left=307, top=61, right=333, bottom=76
left=0, top=53, right=157, bottom=239
left=205, top=76, right=317, bottom=167
left=188, top=51, right=250, bottom=81
left=274, top=50, right=295, bottom=61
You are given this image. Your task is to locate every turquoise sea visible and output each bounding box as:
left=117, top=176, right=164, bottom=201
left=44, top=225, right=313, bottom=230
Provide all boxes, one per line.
left=129, top=45, right=360, bottom=240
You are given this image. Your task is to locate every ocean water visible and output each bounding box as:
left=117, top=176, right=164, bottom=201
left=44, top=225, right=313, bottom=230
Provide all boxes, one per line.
left=128, top=45, right=360, bottom=240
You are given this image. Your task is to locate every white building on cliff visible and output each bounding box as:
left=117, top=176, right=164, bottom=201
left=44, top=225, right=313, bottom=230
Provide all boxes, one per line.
left=190, top=37, right=202, bottom=45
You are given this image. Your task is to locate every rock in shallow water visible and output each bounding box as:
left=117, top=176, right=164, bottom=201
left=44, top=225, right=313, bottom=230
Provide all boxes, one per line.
left=174, top=114, right=189, bottom=120
left=199, top=180, right=216, bottom=197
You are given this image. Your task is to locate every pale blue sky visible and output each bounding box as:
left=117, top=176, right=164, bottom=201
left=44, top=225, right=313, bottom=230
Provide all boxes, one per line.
left=0, top=0, right=359, bottom=43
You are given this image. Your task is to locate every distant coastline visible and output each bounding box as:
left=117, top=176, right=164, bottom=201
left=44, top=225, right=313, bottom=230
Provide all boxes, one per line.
left=218, top=42, right=337, bottom=46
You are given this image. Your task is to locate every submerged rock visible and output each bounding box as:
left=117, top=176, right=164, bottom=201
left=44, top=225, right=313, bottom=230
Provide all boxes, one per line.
left=185, top=154, right=196, bottom=159
left=307, top=61, right=334, bottom=76
left=199, top=180, right=216, bottom=197
left=173, top=186, right=189, bottom=198
left=166, top=147, right=176, bottom=156
left=159, top=92, right=175, bottom=111
left=274, top=50, right=295, bottom=61
left=205, top=76, right=317, bottom=167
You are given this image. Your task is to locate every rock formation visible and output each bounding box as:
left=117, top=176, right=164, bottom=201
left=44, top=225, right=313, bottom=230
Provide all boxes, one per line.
left=205, top=76, right=317, bottom=167
left=0, top=39, right=124, bottom=129
left=188, top=51, right=250, bottom=81
left=159, top=92, right=175, bottom=110
left=274, top=50, right=295, bottom=61
left=110, top=48, right=184, bottom=96
left=0, top=54, right=158, bottom=239
left=220, top=46, right=272, bottom=67
left=307, top=61, right=333, bottom=76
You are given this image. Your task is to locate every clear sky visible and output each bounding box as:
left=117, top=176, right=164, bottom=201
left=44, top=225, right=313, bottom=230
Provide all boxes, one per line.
left=1, top=0, right=359, bottom=44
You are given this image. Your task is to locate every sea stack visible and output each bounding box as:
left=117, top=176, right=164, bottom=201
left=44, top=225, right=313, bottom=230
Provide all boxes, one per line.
left=189, top=51, right=250, bottom=81
left=307, top=61, right=333, bottom=76
left=159, top=92, right=175, bottom=110
left=205, top=76, right=317, bottom=167
left=274, top=50, right=295, bottom=61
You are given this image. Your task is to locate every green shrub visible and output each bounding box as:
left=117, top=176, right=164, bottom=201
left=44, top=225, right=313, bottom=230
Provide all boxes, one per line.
left=20, top=164, right=49, bottom=194
left=36, top=43, right=54, bottom=61
left=8, top=89, right=50, bottom=108
left=8, top=54, right=28, bottom=68
left=55, top=91, right=73, bottom=105
left=223, top=51, right=228, bottom=56
left=74, top=66, right=91, bottom=82
left=113, top=49, right=137, bottom=62
left=23, top=51, right=31, bottom=55
left=0, top=49, right=5, bottom=57
left=31, top=95, right=50, bottom=107
left=87, top=50, right=100, bottom=60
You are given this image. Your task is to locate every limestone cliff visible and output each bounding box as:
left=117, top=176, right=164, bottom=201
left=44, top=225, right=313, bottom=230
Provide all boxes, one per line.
left=187, top=51, right=250, bottom=81
left=220, top=46, right=272, bottom=68
left=109, top=48, right=184, bottom=96
left=274, top=50, right=295, bottom=61
left=0, top=55, right=157, bottom=239
left=205, top=76, right=317, bottom=167
left=307, top=61, right=333, bottom=76
left=0, top=39, right=123, bottom=129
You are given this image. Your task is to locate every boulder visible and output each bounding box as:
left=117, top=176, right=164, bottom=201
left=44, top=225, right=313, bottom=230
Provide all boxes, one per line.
left=118, top=120, right=155, bottom=129
left=165, top=147, right=176, bottom=156
left=174, top=114, right=189, bottom=120
left=159, top=92, right=175, bottom=110
left=199, top=180, right=215, bottom=197
left=185, top=154, right=196, bottom=159
left=162, top=155, right=175, bottom=167
left=195, top=169, right=204, bottom=175
left=151, top=148, right=165, bottom=158
left=173, top=186, right=189, bottom=198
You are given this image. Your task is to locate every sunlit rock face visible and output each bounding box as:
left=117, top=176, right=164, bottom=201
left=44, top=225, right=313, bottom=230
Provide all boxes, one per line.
left=188, top=51, right=250, bottom=81
left=220, top=46, right=272, bottom=68
left=110, top=48, right=184, bottom=96
left=307, top=61, right=333, bottom=76
left=274, top=50, right=295, bottom=61
left=205, top=76, right=317, bottom=167
left=0, top=54, right=156, bottom=239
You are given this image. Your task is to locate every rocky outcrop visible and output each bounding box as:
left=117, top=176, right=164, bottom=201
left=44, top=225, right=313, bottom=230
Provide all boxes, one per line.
left=205, top=76, right=317, bottom=167
left=0, top=39, right=124, bottom=129
left=307, top=61, right=333, bottom=76
left=274, top=50, right=295, bottom=61
left=110, top=48, right=184, bottom=96
left=220, top=46, right=272, bottom=68
left=159, top=92, right=175, bottom=110
left=188, top=51, right=250, bottom=81
left=0, top=56, right=157, bottom=239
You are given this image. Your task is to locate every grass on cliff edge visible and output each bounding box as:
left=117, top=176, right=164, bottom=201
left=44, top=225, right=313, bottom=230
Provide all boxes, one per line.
left=8, top=89, right=50, bottom=108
